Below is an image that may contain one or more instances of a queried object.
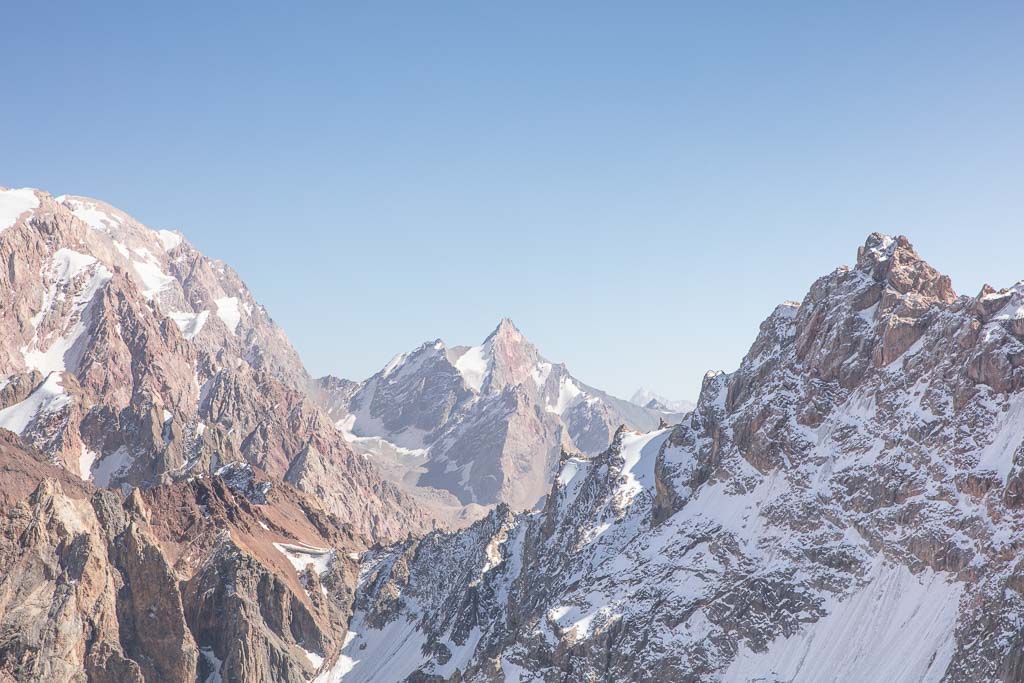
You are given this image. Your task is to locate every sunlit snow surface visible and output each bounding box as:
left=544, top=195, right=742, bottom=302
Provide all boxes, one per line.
left=616, top=427, right=672, bottom=500
left=78, top=443, right=98, bottom=481
left=22, top=249, right=112, bottom=375
left=92, top=447, right=134, bottom=487
left=62, top=197, right=122, bottom=232
left=168, top=309, right=210, bottom=340
left=0, top=188, right=39, bottom=232
left=453, top=342, right=490, bottom=392
left=0, top=373, right=70, bottom=434
left=215, top=296, right=242, bottom=333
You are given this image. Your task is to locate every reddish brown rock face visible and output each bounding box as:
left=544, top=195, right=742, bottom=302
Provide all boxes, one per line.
left=0, top=187, right=433, bottom=544
left=0, top=433, right=364, bottom=682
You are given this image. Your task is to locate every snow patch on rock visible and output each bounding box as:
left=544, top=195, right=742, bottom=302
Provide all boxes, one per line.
left=215, top=297, right=242, bottom=333
left=156, top=229, right=183, bottom=251
left=273, top=542, right=334, bottom=575
left=0, top=188, right=39, bottom=232
left=23, top=249, right=112, bottom=375
left=0, top=373, right=71, bottom=434
left=167, top=309, right=210, bottom=340
left=454, top=342, right=490, bottom=392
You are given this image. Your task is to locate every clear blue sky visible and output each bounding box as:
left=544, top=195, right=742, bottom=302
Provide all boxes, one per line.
left=3, top=2, right=1023, bottom=400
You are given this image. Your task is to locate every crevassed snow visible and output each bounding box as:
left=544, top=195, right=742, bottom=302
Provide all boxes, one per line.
left=156, top=229, right=183, bottom=251
left=0, top=373, right=71, bottom=434
left=168, top=309, right=210, bottom=340
left=273, top=542, right=335, bottom=575
left=723, top=559, right=962, bottom=683
left=454, top=343, right=490, bottom=392
left=215, top=296, right=242, bottom=333
left=0, top=188, right=39, bottom=232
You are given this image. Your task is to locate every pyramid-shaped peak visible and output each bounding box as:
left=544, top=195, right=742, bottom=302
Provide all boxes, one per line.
left=488, top=317, right=521, bottom=339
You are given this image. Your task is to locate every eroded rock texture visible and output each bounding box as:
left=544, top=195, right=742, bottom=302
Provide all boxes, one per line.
left=327, top=234, right=1024, bottom=682
left=0, top=187, right=433, bottom=543
left=0, top=430, right=362, bottom=682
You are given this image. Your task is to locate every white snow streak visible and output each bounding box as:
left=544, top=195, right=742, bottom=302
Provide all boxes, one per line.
left=0, top=188, right=39, bottom=232
left=215, top=296, right=242, bottom=333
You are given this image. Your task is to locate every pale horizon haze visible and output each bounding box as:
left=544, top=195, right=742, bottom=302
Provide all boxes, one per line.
left=3, top=2, right=1023, bottom=401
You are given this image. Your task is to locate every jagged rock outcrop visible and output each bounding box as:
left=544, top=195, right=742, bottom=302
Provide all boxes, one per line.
left=320, top=234, right=1024, bottom=682
left=0, top=429, right=363, bottom=682
left=0, top=186, right=432, bottom=543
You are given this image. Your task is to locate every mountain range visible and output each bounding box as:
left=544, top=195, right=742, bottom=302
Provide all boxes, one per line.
left=317, top=319, right=685, bottom=524
left=324, top=233, right=1024, bottom=682
left=629, top=387, right=696, bottom=413
left=3, top=186, right=1024, bottom=682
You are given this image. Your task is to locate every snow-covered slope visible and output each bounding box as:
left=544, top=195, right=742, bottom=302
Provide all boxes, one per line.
left=322, top=319, right=676, bottom=515
left=316, top=234, right=1024, bottom=681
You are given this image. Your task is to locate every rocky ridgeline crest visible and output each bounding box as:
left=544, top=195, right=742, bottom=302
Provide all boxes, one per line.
left=323, top=316, right=683, bottom=522
left=328, top=233, right=1024, bottom=682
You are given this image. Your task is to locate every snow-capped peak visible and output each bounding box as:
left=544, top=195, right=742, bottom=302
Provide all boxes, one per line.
left=629, top=387, right=695, bottom=413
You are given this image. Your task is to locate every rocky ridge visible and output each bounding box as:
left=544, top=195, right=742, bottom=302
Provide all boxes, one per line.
left=0, top=429, right=363, bottom=682
left=320, top=319, right=682, bottom=519
left=321, top=234, right=1024, bottom=682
